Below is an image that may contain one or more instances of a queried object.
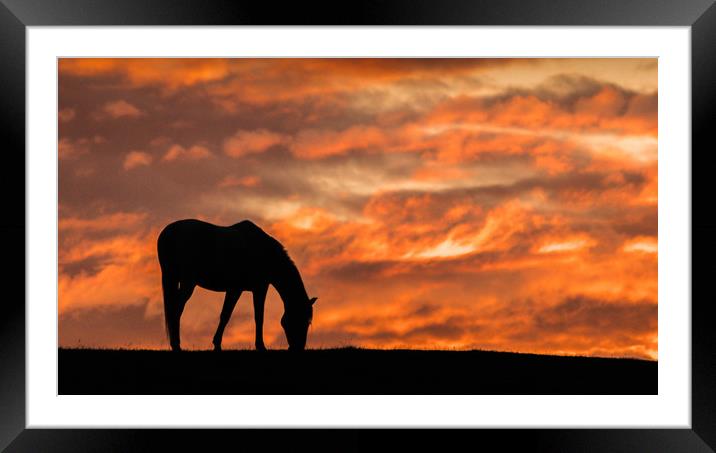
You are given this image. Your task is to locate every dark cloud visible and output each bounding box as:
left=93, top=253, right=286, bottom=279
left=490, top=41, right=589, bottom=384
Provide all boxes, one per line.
left=323, top=260, right=394, bottom=281
left=403, top=320, right=468, bottom=341
left=59, top=302, right=165, bottom=348
left=533, top=296, right=657, bottom=335
left=474, top=170, right=646, bottom=203
left=409, top=303, right=441, bottom=318
left=611, top=209, right=658, bottom=237
left=310, top=314, right=479, bottom=347
left=60, top=254, right=110, bottom=278
left=484, top=73, right=657, bottom=116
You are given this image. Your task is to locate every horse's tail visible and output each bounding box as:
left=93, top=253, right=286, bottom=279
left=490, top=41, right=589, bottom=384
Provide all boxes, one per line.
left=161, top=272, right=173, bottom=341
left=157, top=227, right=173, bottom=342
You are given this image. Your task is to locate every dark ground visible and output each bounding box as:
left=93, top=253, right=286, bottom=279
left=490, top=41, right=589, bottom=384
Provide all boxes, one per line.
left=59, top=347, right=656, bottom=395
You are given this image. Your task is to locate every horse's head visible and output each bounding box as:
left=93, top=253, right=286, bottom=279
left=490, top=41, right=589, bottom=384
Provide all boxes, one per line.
left=281, top=296, right=317, bottom=350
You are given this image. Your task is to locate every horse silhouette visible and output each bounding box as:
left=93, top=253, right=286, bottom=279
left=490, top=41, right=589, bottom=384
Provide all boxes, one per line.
left=157, top=219, right=317, bottom=351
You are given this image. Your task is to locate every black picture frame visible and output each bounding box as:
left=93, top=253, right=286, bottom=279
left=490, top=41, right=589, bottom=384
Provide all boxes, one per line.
left=1, top=0, right=714, bottom=451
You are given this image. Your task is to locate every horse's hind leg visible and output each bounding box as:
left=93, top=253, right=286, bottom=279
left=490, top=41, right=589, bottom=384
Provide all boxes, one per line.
left=253, top=285, right=268, bottom=351
left=164, top=276, right=195, bottom=352
left=212, top=289, right=241, bottom=351
left=162, top=274, right=181, bottom=351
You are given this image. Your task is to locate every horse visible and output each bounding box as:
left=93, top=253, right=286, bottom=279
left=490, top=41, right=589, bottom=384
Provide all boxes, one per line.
left=157, top=219, right=317, bottom=352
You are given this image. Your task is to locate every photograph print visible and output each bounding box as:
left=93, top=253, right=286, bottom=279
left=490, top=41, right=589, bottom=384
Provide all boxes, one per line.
left=57, top=58, right=658, bottom=395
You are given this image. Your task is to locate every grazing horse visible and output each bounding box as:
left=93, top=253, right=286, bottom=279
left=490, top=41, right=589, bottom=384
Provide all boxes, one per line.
left=157, top=219, right=317, bottom=351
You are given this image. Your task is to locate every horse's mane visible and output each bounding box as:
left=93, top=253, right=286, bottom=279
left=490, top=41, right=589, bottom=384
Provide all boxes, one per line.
left=231, top=220, right=292, bottom=260
left=271, top=241, right=305, bottom=293
left=251, top=224, right=298, bottom=271
left=270, top=239, right=312, bottom=322
left=233, top=220, right=309, bottom=311
left=273, top=240, right=300, bottom=276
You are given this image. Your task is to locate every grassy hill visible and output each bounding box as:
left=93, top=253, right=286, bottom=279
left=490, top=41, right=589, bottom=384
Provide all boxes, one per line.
left=58, top=347, right=655, bottom=395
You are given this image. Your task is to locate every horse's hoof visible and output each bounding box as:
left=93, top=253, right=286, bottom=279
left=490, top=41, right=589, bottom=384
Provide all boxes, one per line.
left=213, top=344, right=222, bottom=352
left=255, top=344, right=266, bottom=352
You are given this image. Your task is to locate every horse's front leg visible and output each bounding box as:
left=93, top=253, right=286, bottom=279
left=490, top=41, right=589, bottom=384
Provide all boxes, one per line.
left=253, top=285, right=269, bottom=351
left=212, top=289, right=241, bottom=351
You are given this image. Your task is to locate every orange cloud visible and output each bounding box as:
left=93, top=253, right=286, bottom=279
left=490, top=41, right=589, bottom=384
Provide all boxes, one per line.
left=426, top=87, right=657, bottom=137
left=58, top=234, right=160, bottom=313
left=536, top=235, right=597, bottom=254
left=103, top=100, right=143, bottom=118
left=223, top=129, right=286, bottom=158
left=218, top=175, right=261, bottom=188
left=292, top=126, right=388, bottom=159
left=59, top=212, right=147, bottom=232
left=59, top=108, right=76, bottom=123
left=162, top=144, right=211, bottom=162
left=58, top=136, right=106, bottom=160
left=60, top=58, right=232, bottom=90
left=123, top=151, right=153, bottom=170
left=622, top=236, right=658, bottom=254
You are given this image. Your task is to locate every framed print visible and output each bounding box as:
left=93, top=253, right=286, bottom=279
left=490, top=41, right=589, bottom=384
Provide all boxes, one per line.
left=54, top=55, right=662, bottom=397
left=2, top=0, right=715, bottom=451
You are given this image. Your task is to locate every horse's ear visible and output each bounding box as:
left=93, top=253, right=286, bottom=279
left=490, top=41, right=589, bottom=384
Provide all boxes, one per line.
left=310, top=297, right=318, bottom=305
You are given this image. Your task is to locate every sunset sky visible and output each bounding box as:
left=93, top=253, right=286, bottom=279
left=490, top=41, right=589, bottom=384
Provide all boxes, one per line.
left=58, top=58, right=657, bottom=359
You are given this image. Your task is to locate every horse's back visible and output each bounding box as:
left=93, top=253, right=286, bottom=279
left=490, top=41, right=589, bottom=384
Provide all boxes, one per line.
left=157, top=219, right=215, bottom=258
left=228, top=219, right=270, bottom=239
left=157, top=219, right=277, bottom=287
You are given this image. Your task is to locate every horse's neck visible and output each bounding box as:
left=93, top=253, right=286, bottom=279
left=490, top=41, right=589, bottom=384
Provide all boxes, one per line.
left=272, top=260, right=307, bottom=309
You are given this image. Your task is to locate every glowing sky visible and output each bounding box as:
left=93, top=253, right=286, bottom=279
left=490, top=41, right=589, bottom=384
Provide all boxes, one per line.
left=58, top=58, right=657, bottom=359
